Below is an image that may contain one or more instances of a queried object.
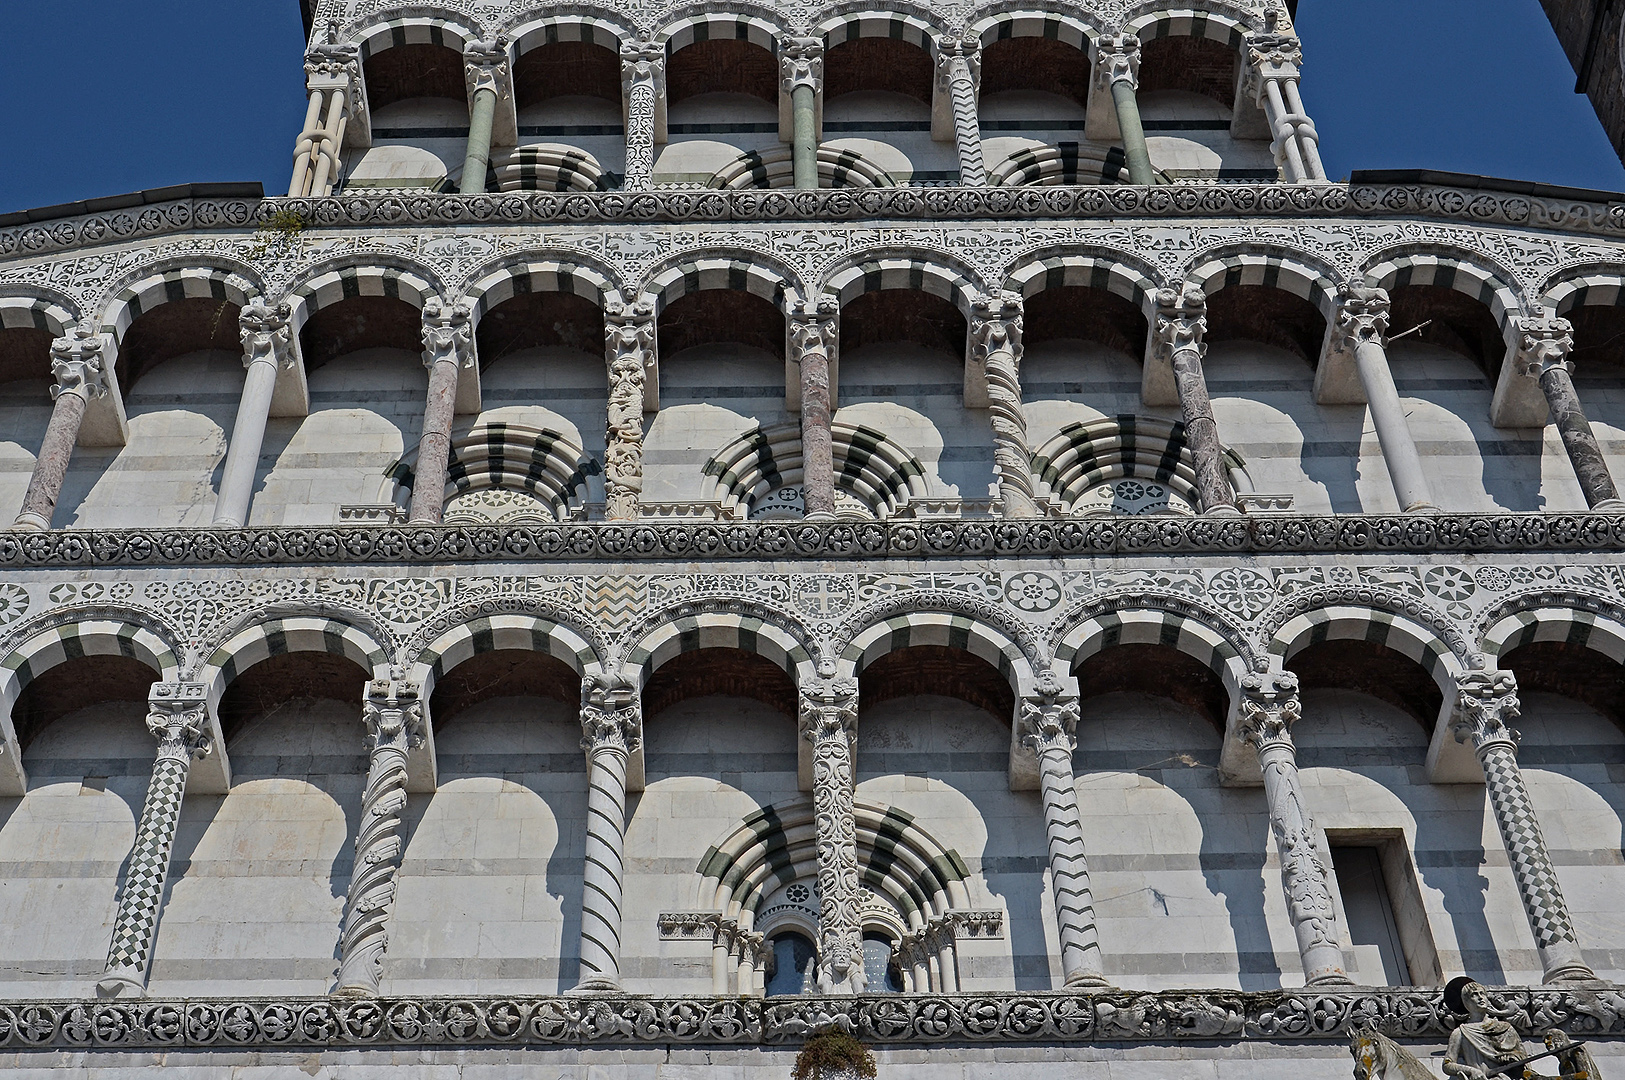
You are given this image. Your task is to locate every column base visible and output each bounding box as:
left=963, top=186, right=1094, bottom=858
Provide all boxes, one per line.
left=1401, top=501, right=1440, bottom=514
left=331, top=985, right=379, bottom=999
left=1306, top=972, right=1357, bottom=987
left=1201, top=505, right=1243, bottom=516
left=211, top=515, right=246, bottom=529
left=1063, top=972, right=1114, bottom=989
left=1543, top=963, right=1601, bottom=985
left=96, top=973, right=146, bottom=999
left=568, top=976, right=624, bottom=995
left=11, top=512, right=47, bottom=531
left=1591, top=499, right=1625, bottom=513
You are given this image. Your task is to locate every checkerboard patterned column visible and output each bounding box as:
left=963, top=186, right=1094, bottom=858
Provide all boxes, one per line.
left=97, top=682, right=212, bottom=998
left=1239, top=672, right=1352, bottom=986
left=1454, top=670, right=1596, bottom=983
left=573, top=673, right=640, bottom=992
left=335, top=677, right=424, bottom=997
left=801, top=678, right=866, bottom=994
left=1020, top=689, right=1109, bottom=987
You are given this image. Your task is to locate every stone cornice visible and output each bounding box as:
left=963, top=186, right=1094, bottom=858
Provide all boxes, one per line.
left=0, top=513, right=1620, bottom=568
left=0, top=987, right=1620, bottom=1049
left=5, top=182, right=1625, bottom=264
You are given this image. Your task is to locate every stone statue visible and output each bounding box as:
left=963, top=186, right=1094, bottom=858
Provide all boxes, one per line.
left=1443, top=978, right=1599, bottom=1080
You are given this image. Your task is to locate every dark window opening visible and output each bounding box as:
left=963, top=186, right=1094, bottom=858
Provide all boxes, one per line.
left=862, top=931, right=904, bottom=993
left=1330, top=843, right=1415, bottom=986
left=766, top=931, right=817, bottom=996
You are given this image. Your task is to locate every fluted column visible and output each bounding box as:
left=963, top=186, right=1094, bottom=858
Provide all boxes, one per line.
left=782, top=38, right=823, bottom=190
left=459, top=39, right=509, bottom=194
left=14, top=327, right=109, bottom=531
left=1019, top=687, right=1109, bottom=986
left=970, top=291, right=1037, bottom=518
left=574, top=673, right=640, bottom=992
left=1514, top=317, right=1625, bottom=511
left=1238, top=671, right=1352, bottom=986
left=620, top=37, right=664, bottom=192
left=1453, top=670, right=1596, bottom=984
left=1333, top=285, right=1438, bottom=513
left=97, top=683, right=213, bottom=997
left=334, top=676, right=424, bottom=996
left=603, top=292, right=656, bottom=520
left=289, top=43, right=361, bottom=197
left=1241, top=19, right=1325, bottom=183
left=789, top=296, right=839, bottom=519
left=407, top=299, right=473, bottom=525
left=800, top=678, right=866, bottom=994
left=1094, top=34, right=1155, bottom=186
left=1152, top=283, right=1238, bottom=513
left=212, top=300, right=293, bottom=527
left=936, top=36, right=987, bottom=186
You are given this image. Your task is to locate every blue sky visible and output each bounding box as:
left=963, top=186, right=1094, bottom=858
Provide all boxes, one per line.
left=0, top=0, right=1620, bottom=214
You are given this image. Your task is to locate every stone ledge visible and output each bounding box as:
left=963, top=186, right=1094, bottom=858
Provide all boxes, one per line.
left=0, top=988, right=1622, bottom=1050
left=0, top=513, right=1623, bottom=567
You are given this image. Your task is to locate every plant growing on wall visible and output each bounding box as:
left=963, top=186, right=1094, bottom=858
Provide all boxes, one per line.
left=792, top=1031, right=877, bottom=1080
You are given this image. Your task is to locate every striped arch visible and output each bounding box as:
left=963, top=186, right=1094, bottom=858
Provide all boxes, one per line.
left=659, top=11, right=782, bottom=54
left=640, top=252, right=799, bottom=316
left=708, top=145, right=897, bottom=189
left=1003, top=248, right=1163, bottom=322
left=0, top=289, right=78, bottom=337
left=1185, top=248, right=1343, bottom=325
left=284, top=259, right=442, bottom=334
left=702, top=420, right=930, bottom=519
left=817, top=10, right=943, bottom=52
left=1480, top=606, right=1625, bottom=667
left=972, top=10, right=1095, bottom=50
left=491, top=145, right=609, bottom=192
left=349, top=12, right=479, bottom=61
left=621, top=607, right=817, bottom=689
left=1032, top=414, right=1211, bottom=514
left=1361, top=250, right=1525, bottom=336
left=407, top=613, right=603, bottom=701
left=840, top=603, right=1038, bottom=697
left=510, top=12, right=636, bottom=57
left=100, top=265, right=260, bottom=347
left=0, top=616, right=181, bottom=723
left=823, top=252, right=981, bottom=319
left=198, top=615, right=390, bottom=715
left=989, top=143, right=1143, bottom=187
left=1539, top=266, right=1625, bottom=316
left=1123, top=5, right=1251, bottom=48
left=1054, top=603, right=1252, bottom=696
left=1268, top=604, right=1467, bottom=699
left=464, top=254, right=618, bottom=325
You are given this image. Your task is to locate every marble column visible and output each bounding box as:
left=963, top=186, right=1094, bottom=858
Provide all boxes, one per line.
left=1333, top=285, right=1438, bottom=513
left=1237, top=671, right=1352, bottom=986
left=14, top=327, right=110, bottom=531
left=334, top=676, right=424, bottom=997
left=1453, top=669, right=1597, bottom=983
left=289, top=43, right=361, bottom=197
left=782, top=38, right=823, bottom=190
left=603, top=292, right=656, bottom=520
left=574, top=673, right=641, bottom=992
left=212, top=299, right=293, bottom=527
left=1152, top=283, right=1238, bottom=513
left=97, top=683, right=213, bottom=998
left=936, top=36, right=987, bottom=187
left=970, top=291, right=1038, bottom=518
left=788, top=296, right=839, bottom=519
left=1019, top=688, right=1109, bottom=987
left=1094, top=34, right=1155, bottom=186
left=620, top=37, right=664, bottom=192
left=1514, top=317, right=1625, bottom=511
left=1242, top=18, right=1325, bottom=183
left=459, top=39, right=508, bottom=195
left=407, top=299, right=473, bottom=525
left=800, top=677, right=866, bottom=994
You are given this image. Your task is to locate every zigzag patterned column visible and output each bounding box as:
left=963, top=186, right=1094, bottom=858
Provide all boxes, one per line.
left=408, top=299, right=472, bottom=525
left=1020, top=688, right=1109, bottom=986
left=1239, top=672, right=1351, bottom=986
left=801, top=677, right=866, bottom=993
left=970, top=291, right=1037, bottom=518
left=1454, top=670, right=1597, bottom=983
left=620, top=37, right=663, bottom=192
left=98, top=683, right=212, bottom=998
left=936, top=36, right=986, bottom=186
left=603, top=292, right=656, bottom=520
left=335, top=676, right=424, bottom=997
left=574, top=673, right=640, bottom=992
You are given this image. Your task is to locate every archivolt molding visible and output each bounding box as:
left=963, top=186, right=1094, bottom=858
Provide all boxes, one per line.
left=188, top=598, right=400, bottom=683
left=0, top=603, right=184, bottom=682
left=830, top=587, right=1050, bottom=689
left=1474, top=589, right=1625, bottom=660
left=1259, top=585, right=1476, bottom=672
left=1047, top=589, right=1264, bottom=682
left=401, top=590, right=612, bottom=674
left=613, top=592, right=822, bottom=684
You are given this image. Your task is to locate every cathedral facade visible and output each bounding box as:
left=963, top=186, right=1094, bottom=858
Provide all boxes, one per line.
left=1, top=1, right=1624, bottom=1076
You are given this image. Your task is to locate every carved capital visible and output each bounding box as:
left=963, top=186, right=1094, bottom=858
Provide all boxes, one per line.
left=239, top=297, right=294, bottom=370
left=146, top=682, right=212, bottom=760
left=581, top=671, right=641, bottom=756
left=1331, top=283, right=1390, bottom=350
left=48, top=325, right=109, bottom=403
left=304, top=40, right=362, bottom=92
left=463, top=38, right=511, bottom=100
left=362, top=676, right=426, bottom=754
left=1094, top=33, right=1142, bottom=91
left=604, top=289, right=657, bottom=370
left=1019, top=692, right=1080, bottom=756
left=420, top=298, right=474, bottom=371
left=935, top=36, right=981, bottom=92
left=780, top=37, right=824, bottom=95
left=969, top=291, right=1024, bottom=365
left=1453, top=668, right=1521, bottom=750
left=799, top=678, right=858, bottom=742
left=620, top=34, right=665, bottom=90
left=1242, top=28, right=1304, bottom=103
left=787, top=294, right=839, bottom=364
left=1152, top=282, right=1207, bottom=361
left=1238, top=671, right=1301, bottom=751
left=1514, top=317, right=1575, bottom=379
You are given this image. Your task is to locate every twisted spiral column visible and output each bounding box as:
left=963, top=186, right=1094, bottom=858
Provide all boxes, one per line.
left=971, top=291, right=1037, bottom=517
left=335, top=677, right=424, bottom=996
left=801, top=678, right=866, bottom=994
left=574, top=673, right=640, bottom=992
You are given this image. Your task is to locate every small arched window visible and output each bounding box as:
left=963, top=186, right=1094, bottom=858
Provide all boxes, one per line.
left=766, top=931, right=817, bottom=997
left=861, top=931, right=904, bottom=993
